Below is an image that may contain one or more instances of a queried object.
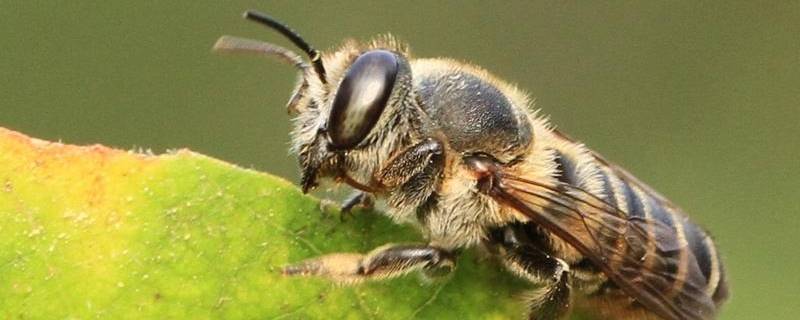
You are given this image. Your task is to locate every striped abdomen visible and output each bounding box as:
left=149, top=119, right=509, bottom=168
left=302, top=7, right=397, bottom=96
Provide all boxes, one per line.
left=552, top=146, right=728, bottom=317
left=599, top=163, right=727, bottom=301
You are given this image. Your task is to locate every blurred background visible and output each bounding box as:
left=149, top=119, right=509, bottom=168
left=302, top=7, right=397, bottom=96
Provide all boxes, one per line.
left=1, top=2, right=798, bottom=319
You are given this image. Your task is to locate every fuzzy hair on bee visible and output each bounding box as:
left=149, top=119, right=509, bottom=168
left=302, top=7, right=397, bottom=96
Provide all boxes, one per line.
left=215, top=10, right=728, bottom=320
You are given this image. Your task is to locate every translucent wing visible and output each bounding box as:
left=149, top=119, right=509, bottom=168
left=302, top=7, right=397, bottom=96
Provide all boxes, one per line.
left=484, top=170, right=717, bottom=320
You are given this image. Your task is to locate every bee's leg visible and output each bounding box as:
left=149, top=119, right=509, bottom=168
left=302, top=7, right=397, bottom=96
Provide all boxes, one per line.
left=511, top=249, right=571, bottom=320
left=495, top=230, right=572, bottom=320
left=340, top=191, right=374, bottom=216
left=375, top=138, right=443, bottom=208
left=283, top=244, right=456, bottom=283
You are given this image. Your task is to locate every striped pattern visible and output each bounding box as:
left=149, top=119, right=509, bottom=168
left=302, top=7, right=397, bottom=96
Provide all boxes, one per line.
left=551, top=145, right=728, bottom=315
left=597, top=165, right=727, bottom=305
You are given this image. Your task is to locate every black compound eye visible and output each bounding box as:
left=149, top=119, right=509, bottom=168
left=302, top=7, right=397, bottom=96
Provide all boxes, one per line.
left=328, top=50, right=398, bottom=149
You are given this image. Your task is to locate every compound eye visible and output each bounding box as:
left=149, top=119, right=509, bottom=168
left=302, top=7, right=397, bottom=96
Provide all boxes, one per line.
left=328, top=50, right=398, bottom=149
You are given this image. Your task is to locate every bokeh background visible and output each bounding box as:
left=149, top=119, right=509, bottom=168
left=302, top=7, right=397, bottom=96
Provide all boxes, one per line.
left=1, top=2, right=798, bottom=319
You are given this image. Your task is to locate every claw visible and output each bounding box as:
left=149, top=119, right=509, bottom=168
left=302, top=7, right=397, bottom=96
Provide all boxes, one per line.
left=340, top=192, right=374, bottom=221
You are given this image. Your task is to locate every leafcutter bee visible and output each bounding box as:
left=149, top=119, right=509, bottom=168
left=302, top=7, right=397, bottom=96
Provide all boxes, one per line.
left=214, top=10, right=729, bottom=320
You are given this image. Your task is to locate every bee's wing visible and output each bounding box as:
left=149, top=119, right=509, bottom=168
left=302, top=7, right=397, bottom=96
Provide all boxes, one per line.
left=488, top=173, right=716, bottom=320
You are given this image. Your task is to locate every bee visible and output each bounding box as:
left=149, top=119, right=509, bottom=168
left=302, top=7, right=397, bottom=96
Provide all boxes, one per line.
left=214, top=10, right=729, bottom=320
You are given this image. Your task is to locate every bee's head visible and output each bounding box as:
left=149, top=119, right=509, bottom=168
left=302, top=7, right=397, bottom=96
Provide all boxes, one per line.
left=214, top=11, right=415, bottom=193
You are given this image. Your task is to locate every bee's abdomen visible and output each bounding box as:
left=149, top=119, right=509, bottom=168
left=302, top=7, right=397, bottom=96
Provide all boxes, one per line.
left=681, top=217, right=729, bottom=306
left=594, top=165, right=729, bottom=306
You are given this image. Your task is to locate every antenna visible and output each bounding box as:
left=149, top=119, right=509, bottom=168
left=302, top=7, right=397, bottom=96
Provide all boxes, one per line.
left=244, top=10, right=327, bottom=84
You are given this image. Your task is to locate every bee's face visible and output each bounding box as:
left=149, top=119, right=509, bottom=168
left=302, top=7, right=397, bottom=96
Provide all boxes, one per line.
left=212, top=12, right=419, bottom=192
left=291, top=42, right=417, bottom=192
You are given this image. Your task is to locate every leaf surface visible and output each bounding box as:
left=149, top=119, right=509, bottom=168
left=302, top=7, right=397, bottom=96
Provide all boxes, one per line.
left=0, top=127, right=551, bottom=319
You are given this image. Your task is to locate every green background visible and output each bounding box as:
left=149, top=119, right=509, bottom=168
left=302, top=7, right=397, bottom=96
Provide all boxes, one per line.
left=1, top=2, right=798, bottom=319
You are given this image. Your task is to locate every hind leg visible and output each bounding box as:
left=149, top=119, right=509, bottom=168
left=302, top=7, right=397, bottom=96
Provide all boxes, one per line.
left=493, top=227, right=572, bottom=320
left=283, top=243, right=456, bottom=284
left=503, top=245, right=572, bottom=320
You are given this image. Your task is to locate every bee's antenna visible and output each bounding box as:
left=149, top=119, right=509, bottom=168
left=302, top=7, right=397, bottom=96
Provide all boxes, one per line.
left=244, top=10, right=327, bottom=84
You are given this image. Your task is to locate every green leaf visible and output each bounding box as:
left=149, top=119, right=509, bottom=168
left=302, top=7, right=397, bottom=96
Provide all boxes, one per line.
left=0, top=127, right=605, bottom=319
left=0, top=127, right=527, bottom=319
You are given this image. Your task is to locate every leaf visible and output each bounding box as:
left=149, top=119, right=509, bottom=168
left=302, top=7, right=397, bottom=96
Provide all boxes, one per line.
left=0, top=127, right=607, bottom=320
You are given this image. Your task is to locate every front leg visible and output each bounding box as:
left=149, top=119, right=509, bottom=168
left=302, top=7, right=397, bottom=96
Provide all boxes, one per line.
left=375, top=138, right=444, bottom=208
left=335, top=138, right=442, bottom=219
left=283, top=244, right=456, bottom=284
left=339, top=191, right=375, bottom=221
left=341, top=191, right=375, bottom=213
